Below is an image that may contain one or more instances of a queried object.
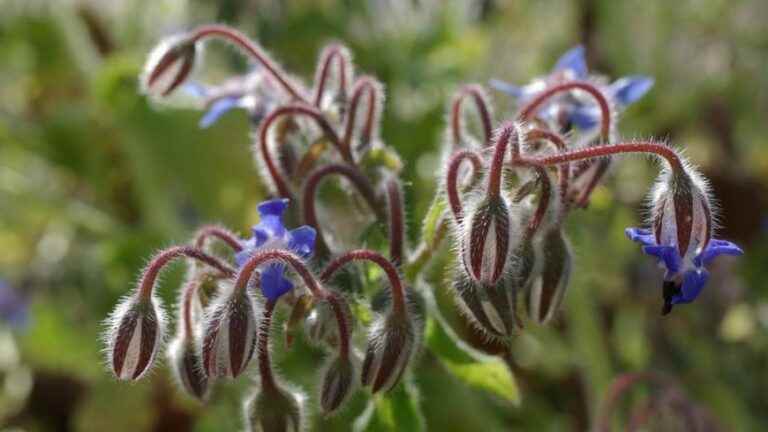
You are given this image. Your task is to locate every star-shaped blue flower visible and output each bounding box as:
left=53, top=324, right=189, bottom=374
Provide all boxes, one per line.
left=490, top=45, right=654, bottom=131
left=625, top=227, right=742, bottom=313
left=235, top=199, right=316, bottom=301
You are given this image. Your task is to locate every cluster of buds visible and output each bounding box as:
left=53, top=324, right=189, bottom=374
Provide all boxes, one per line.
left=104, top=24, right=743, bottom=429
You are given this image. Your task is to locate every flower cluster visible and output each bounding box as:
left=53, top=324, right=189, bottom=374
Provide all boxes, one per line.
left=103, top=26, right=742, bottom=430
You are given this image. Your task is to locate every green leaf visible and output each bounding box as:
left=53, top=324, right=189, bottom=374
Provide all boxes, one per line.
left=421, top=195, right=447, bottom=246
left=353, top=376, right=426, bottom=432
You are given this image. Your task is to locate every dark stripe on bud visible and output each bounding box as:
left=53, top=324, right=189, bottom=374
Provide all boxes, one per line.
left=361, top=314, right=416, bottom=394
left=451, top=268, right=521, bottom=339
left=320, top=356, right=356, bottom=414
left=106, top=296, right=165, bottom=381
left=527, top=229, right=572, bottom=324
left=201, top=289, right=258, bottom=378
left=464, top=197, right=512, bottom=285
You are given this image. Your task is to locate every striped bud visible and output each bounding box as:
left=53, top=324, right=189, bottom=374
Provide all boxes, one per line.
left=202, top=287, right=259, bottom=378
left=167, top=336, right=209, bottom=401
left=244, top=384, right=304, bottom=432
left=460, top=196, right=515, bottom=285
left=361, top=313, right=416, bottom=394
left=526, top=228, right=572, bottom=324
left=105, top=294, right=166, bottom=381
left=141, top=33, right=198, bottom=97
left=651, top=168, right=712, bottom=265
left=319, top=355, right=356, bottom=414
left=451, top=268, right=521, bottom=339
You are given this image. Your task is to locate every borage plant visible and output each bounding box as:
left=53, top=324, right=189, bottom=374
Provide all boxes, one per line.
left=103, top=25, right=742, bottom=430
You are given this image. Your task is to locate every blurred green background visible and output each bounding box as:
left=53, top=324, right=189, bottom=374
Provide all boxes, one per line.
left=1, top=0, right=767, bottom=431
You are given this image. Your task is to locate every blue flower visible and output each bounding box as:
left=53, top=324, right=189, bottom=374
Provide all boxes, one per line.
left=0, top=280, right=29, bottom=329
left=235, top=199, right=316, bottom=301
left=490, top=45, right=654, bottom=131
left=625, top=227, right=742, bottom=314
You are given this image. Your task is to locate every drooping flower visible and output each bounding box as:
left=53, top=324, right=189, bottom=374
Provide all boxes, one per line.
left=490, top=45, right=654, bottom=131
left=626, top=167, right=742, bottom=313
left=235, top=199, right=317, bottom=302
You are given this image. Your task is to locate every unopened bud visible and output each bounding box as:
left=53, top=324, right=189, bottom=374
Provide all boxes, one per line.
left=526, top=228, right=572, bottom=324
left=104, top=294, right=166, bottom=381
left=141, top=33, right=199, bottom=97
left=201, top=287, right=259, bottom=378
left=244, top=384, right=304, bottom=432
left=167, top=336, right=209, bottom=401
left=451, top=268, right=521, bottom=339
left=460, top=196, right=516, bottom=285
left=319, top=355, right=356, bottom=414
left=361, top=313, right=417, bottom=394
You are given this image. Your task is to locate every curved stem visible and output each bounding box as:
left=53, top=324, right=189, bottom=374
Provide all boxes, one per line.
left=525, top=128, right=570, bottom=202
left=180, top=277, right=202, bottom=338
left=259, top=105, right=351, bottom=199
left=138, top=246, right=235, bottom=299
left=525, top=141, right=685, bottom=173
left=487, top=123, right=519, bottom=199
left=450, top=84, right=493, bottom=147
left=193, top=225, right=243, bottom=252
left=189, top=25, right=306, bottom=102
left=343, top=77, right=380, bottom=156
left=517, top=80, right=612, bottom=141
left=385, top=177, right=405, bottom=266
left=258, top=299, right=278, bottom=391
left=302, top=163, right=384, bottom=254
left=445, top=150, right=483, bottom=222
left=313, top=44, right=350, bottom=107
left=320, top=250, right=407, bottom=317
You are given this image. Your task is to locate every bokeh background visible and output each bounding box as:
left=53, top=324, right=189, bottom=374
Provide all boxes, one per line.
left=1, top=0, right=767, bottom=431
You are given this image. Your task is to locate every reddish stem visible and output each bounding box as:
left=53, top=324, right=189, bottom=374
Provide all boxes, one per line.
left=321, top=250, right=407, bottom=317
left=524, top=167, right=552, bottom=240
left=190, top=25, right=306, bottom=102
left=445, top=150, right=483, bottom=222
left=524, top=128, right=570, bottom=207
left=450, top=84, right=493, bottom=147
left=258, top=299, right=278, bottom=391
left=302, top=163, right=383, bottom=253
left=313, top=44, right=350, bottom=107
left=385, top=177, right=405, bottom=266
left=517, top=80, right=612, bottom=141
left=193, top=225, right=243, bottom=252
left=138, top=246, right=235, bottom=299
left=525, top=141, right=684, bottom=173
left=259, top=104, right=351, bottom=199
left=487, top=123, right=519, bottom=199
left=343, top=77, right=380, bottom=156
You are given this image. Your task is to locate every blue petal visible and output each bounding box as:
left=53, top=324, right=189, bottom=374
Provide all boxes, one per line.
left=199, top=96, right=241, bottom=129
left=489, top=79, right=524, bottom=98
left=570, top=106, right=600, bottom=129
left=288, top=226, right=316, bottom=259
left=642, top=245, right=682, bottom=275
left=182, top=81, right=209, bottom=98
left=671, top=269, right=709, bottom=304
left=251, top=227, right=269, bottom=247
left=260, top=264, right=294, bottom=301
left=694, top=239, right=744, bottom=267
left=255, top=215, right=285, bottom=238
left=625, top=227, right=656, bottom=246
left=553, top=45, right=588, bottom=79
left=235, top=250, right=252, bottom=268
left=258, top=199, right=289, bottom=218
left=610, top=76, right=654, bottom=106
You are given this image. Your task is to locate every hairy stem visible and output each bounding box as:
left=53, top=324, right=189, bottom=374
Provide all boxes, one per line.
left=343, top=77, right=380, bottom=156
left=385, top=177, right=405, bottom=265
left=313, top=44, right=350, bottom=107
left=193, top=225, right=243, bottom=252
left=487, top=123, right=519, bottom=199
left=451, top=84, right=493, bottom=147
left=258, top=299, right=278, bottom=391
left=525, top=142, right=684, bottom=172
left=138, top=246, right=235, bottom=299
left=445, top=150, right=483, bottom=222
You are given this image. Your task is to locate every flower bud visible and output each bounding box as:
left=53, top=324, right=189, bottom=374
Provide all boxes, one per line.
left=319, top=355, right=356, bottom=414
left=451, top=268, right=521, bottom=339
left=244, top=384, right=304, bottom=432
left=651, top=168, right=711, bottom=265
left=460, top=196, right=516, bottom=285
left=141, top=33, right=199, bottom=97
left=361, top=313, right=417, bottom=394
left=304, top=296, right=353, bottom=350
left=201, top=287, right=259, bottom=378
left=167, top=336, right=209, bottom=401
left=526, top=228, right=572, bottom=324
left=104, top=294, right=166, bottom=381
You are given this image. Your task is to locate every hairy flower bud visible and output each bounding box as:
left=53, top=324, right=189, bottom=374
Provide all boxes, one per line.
left=167, top=336, right=209, bottom=401
left=244, top=384, right=304, bottom=432
left=201, top=286, right=259, bottom=378
left=526, top=228, right=572, bottom=324
left=319, top=355, right=356, bottom=414
left=460, top=196, right=516, bottom=285
left=451, top=268, right=521, bottom=339
left=104, top=294, right=166, bottom=381
left=141, top=33, right=199, bottom=97
left=361, top=313, right=417, bottom=394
